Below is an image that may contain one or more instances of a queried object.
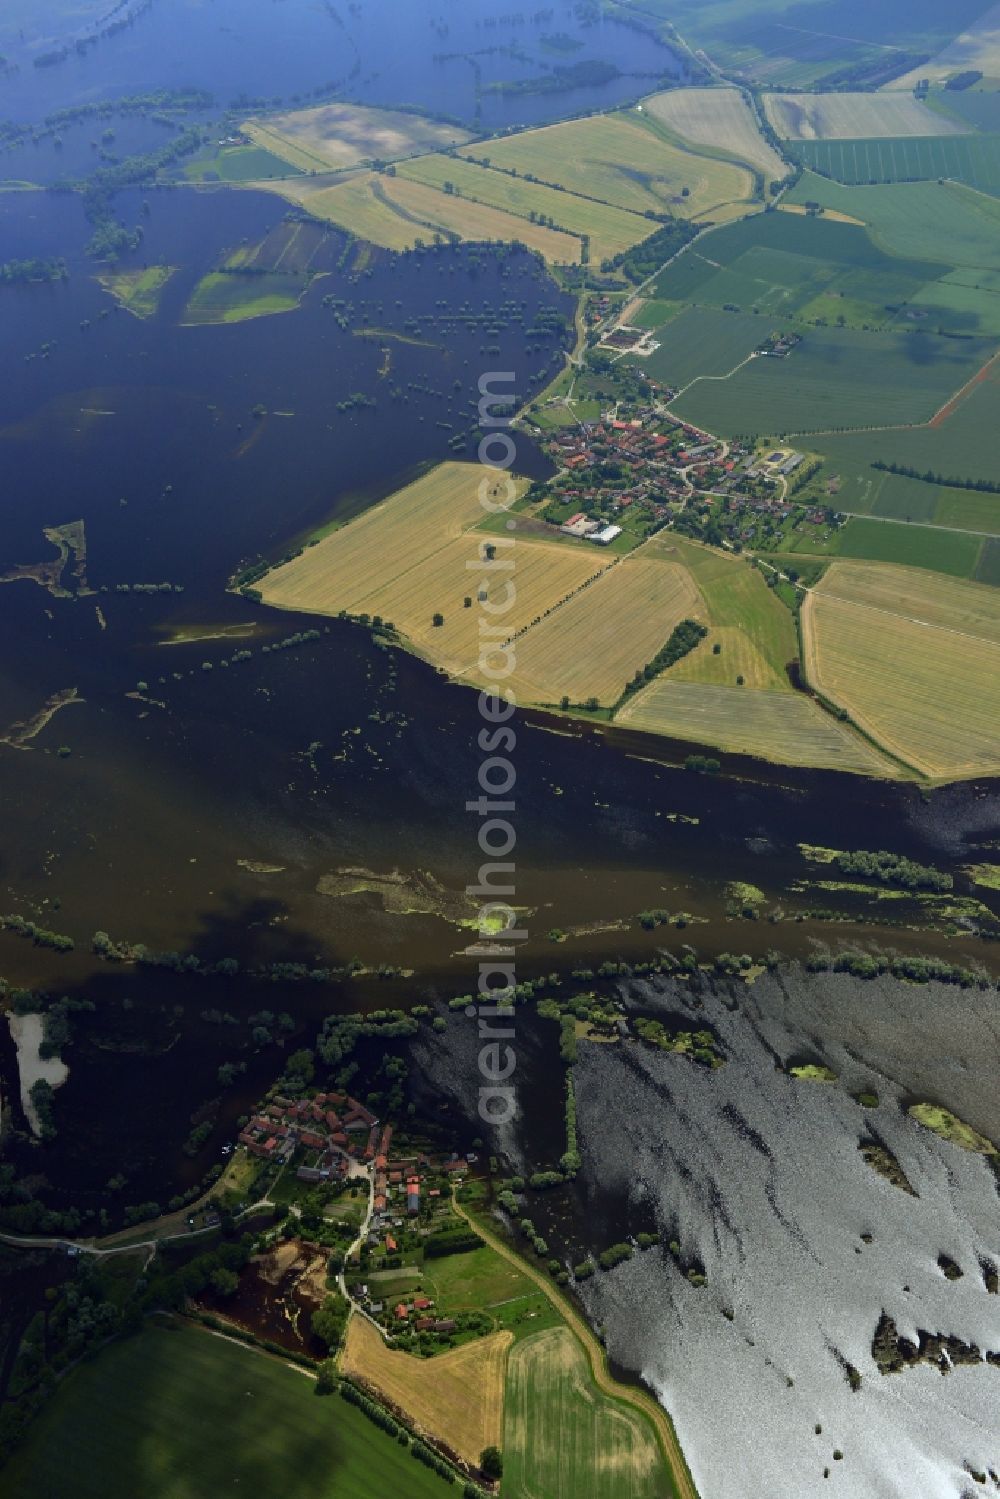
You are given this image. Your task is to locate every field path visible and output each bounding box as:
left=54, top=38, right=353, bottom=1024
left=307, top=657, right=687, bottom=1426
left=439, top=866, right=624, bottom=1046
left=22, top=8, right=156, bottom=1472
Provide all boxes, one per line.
left=453, top=1194, right=700, bottom=1499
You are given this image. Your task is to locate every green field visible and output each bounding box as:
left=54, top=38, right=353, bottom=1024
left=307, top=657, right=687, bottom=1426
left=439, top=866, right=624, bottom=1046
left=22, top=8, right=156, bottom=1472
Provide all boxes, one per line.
left=0, top=1323, right=454, bottom=1499
left=807, top=369, right=1000, bottom=489
left=502, top=1326, right=665, bottom=1499
left=651, top=209, right=942, bottom=306
left=672, top=323, right=995, bottom=435
left=786, top=173, right=1000, bottom=271
left=793, top=134, right=1000, bottom=195
left=419, top=1244, right=535, bottom=1317
left=645, top=0, right=990, bottom=88
left=182, top=144, right=301, bottom=183
left=640, top=306, right=769, bottom=388
left=838, top=517, right=982, bottom=576
left=182, top=270, right=308, bottom=324
left=655, top=534, right=798, bottom=686
left=908, top=273, right=1000, bottom=336
left=936, top=91, right=1000, bottom=133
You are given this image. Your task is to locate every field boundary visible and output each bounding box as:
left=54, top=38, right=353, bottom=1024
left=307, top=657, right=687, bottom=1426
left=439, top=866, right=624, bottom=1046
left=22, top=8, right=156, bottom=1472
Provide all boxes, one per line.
left=452, top=1193, right=699, bottom=1499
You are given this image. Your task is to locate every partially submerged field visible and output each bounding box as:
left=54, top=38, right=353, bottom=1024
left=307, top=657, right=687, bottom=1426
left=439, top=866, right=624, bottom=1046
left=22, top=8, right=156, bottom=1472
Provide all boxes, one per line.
left=340, top=1315, right=509, bottom=1466
left=244, top=102, right=471, bottom=174
left=182, top=270, right=307, bottom=324
left=503, top=1326, right=676, bottom=1499
left=263, top=170, right=583, bottom=261
left=802, top=560, right=1000, bottom=778
left=763, top=92, right=966, bottom=140
left=458, top=112, right=755, bottom=222
left=641, top=87, right=786, bottom=179
left=97, top=265, right=174, bottom=319
left=0, top=1322, right=454, bottom=1498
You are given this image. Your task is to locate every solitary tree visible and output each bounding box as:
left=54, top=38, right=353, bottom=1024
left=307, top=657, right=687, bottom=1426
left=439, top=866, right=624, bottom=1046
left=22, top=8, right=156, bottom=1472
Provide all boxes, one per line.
left=480, top=1446, right=503, bottom=1481
left=432, top=612, right=444, bottom=627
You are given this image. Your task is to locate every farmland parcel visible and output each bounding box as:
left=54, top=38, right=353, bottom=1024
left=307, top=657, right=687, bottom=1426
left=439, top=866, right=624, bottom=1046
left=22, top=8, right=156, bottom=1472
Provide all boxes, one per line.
left=763, top=92, right=967, bottom=141
left=340, top=1315, right=509, bottom=1466
left=244, top=102, right=471, bottom=174
left=0, top=1322, right=454, bottom=1499
left=802, top=560, right=1000, bottom=778
left=258, top=463, right=609, bottom=682
left=458, top=113, right=755, bottom=222
left=503, top=1326, right=665, bottom=1499
left=615, top=680, right=896, bottom=774
left=641, top=87, right=786, bottom=180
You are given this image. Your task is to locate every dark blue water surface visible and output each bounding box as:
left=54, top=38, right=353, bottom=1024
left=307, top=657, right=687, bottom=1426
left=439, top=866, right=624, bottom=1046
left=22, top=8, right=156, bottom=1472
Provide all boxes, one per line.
left=1, top=0, right=683, bottom=128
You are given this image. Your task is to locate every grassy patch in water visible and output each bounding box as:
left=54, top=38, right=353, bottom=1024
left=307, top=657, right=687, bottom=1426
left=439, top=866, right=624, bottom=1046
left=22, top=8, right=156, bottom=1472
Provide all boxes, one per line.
left=788, top=1063, right=838, bottom=1083
left=97, top=265, right=175, bottom=318
left=182, top=271, right=307, bottom=325
left=909, top=1103, right=997, bottom=1155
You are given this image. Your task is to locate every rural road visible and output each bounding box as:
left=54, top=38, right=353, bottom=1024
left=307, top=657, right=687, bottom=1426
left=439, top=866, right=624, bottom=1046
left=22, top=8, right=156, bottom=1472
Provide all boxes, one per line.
left=453, top=1193, right=700, bottom=1499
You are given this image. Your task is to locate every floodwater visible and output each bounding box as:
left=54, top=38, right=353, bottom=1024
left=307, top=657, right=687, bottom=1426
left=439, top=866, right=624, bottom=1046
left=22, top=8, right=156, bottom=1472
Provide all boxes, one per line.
left=0, top=0, right=684, bottom=128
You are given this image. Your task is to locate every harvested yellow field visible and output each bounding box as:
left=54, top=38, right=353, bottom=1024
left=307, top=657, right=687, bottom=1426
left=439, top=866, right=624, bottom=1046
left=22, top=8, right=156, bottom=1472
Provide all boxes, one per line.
left=818, top=560, right=1000, bottom=645
left=666, top=623, right=778, bottom=690
left=259, top=462, right=607, bottom=681
left=397, top=153, right=650, bottom=262
left=503, top=1327, right=663, bottom=1499
left=262, top=171, right=423, bottom=251
left=244, top=102, right=471, bottom=174
left=340, top=1314, right=510, bottom=1466
left=763, top=92, right=967, bottom=140
left=778, top=202, right=864, bottom=226
left=890, top=4, right=1000, bottom=89
left=642, top=88, right=786, bottom=180
left=459, top=113, right=753, bottom=222
left=802, top=561, right=1000, bottom=778
left=507, top=556, right=705, bottom=706
left=615, top=680, right=896, bottom=774
left=378, top=175, right=582, bottom=262
left=347, top=533, right=606, bottom=678
left=266, top=170, right=582, bottom=260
